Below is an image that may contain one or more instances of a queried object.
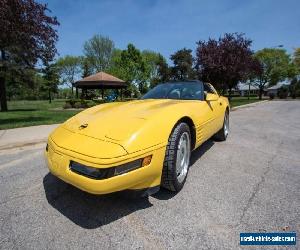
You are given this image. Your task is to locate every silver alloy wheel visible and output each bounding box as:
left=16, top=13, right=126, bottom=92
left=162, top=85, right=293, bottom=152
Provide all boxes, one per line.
left=176, top=132, right=191, bottom=183
left=224, top=112, right=229, bottom=137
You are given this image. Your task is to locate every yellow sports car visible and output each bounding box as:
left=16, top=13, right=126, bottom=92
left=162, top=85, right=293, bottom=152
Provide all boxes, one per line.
left=45, top=81, right=229, bottom=196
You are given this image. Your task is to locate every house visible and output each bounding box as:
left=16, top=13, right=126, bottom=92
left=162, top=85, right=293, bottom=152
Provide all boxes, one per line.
left=266, top=79, right=290, bottom=96
left=237, top=82, right=259, bottom=96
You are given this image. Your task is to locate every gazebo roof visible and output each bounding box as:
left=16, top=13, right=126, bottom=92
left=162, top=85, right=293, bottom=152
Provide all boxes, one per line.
left=75, top=72, right=126, bottom=89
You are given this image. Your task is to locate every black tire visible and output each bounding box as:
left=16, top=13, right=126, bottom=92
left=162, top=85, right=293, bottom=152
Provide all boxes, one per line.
left=213, top=110, right=229, bottom=141
left=161, top=123, right=191, bottom=192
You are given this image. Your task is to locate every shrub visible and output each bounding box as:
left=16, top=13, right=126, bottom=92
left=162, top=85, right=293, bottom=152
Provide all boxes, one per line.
left=74, top=102, right=82, bottom=109
left=80, top=99, right=89, bottom=108
left=93, top=99, right=106, bottom=105
left=268, top=93, right=275, bottom=100
left=247, top=94, right=258, bottom=97
left=63, top=103, right=72, bottom=109
left=289, top=79, right=300, bottom=98
left=277, top=86, right=289, bottom=99
left=224, top=94, right=240, bottom=98
left=66, top=99, right=80, bottom=107
left=123, top=98, right=138, bottom=101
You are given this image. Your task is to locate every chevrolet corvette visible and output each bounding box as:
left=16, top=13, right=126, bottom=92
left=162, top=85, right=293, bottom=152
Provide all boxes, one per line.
left=45, top=80, right=229, bottom=196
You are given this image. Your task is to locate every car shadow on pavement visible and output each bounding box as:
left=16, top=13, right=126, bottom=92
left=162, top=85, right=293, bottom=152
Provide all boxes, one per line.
left=152, top=139, right=215, bottom=201
left=190, top=139, right=215, bottom=166
left=43, top=140, right=215, bottom=228
left=43, top=173, right=153, bottom=229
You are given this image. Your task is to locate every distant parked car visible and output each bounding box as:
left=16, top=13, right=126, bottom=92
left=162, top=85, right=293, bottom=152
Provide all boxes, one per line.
left=105, top=93, right=117, bottom=102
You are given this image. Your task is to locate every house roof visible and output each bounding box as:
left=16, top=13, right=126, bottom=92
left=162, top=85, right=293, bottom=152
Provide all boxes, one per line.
left=237, top=83, right=259, bottom=91
left=74, top=72, right=126, bottom=89
left=267, top=79, right=290, bottom=90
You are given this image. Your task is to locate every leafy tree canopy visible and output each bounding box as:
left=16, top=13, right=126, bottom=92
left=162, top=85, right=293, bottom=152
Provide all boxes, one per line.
left=81, top=57, right=93, bottom=78
left=108, top=44, right=148, bottom=95
left=293, top=48, right=300, bottom=74
left=254, top=48, right=295, bottom=86
left=0, top=0, right=59, bottom=111
left=170, top=48, right=195, bottom=80
left=108, top=48, right=169, bottom=92
left=196, top=33, right=256, bottom=95
left=83, top=35, right=115, bottom=73
left=41, top=63, right=59, bottom=103
left=56, top=55, right=81, bottom=94
left=142, top=50, right=168, bottom=87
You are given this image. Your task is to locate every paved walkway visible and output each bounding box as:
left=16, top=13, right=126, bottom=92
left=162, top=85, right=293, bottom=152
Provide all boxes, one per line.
left=0, top=124, right=59, bottom=150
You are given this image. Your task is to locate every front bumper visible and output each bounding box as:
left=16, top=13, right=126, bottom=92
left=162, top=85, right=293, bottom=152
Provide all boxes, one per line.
left=45, top=138, right=166, bottom=195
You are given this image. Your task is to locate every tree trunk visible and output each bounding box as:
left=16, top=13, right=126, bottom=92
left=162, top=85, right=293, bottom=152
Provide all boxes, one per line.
left=259, top=88, right=263, bottom=100
left=48, top=89, right=52, bottom=103
left=0, top=50, right=8, bottom=111
left=221, top=83, right=226, bottom=96
left=228, top=88, right=232, bottom=101
left=0, top=74, right=8, bottom=111
left=248, top=82, right=250, bottom=100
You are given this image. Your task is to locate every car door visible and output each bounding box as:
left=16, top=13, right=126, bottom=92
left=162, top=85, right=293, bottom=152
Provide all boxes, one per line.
left=202, top=83, right=223, bottom=138
left=207, top=83, right=225, bottom=131
left=191, top=83, right=217, bottom=146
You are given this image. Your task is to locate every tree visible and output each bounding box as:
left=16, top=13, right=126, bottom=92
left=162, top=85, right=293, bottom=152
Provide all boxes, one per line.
left=170, top=48, right=195, bottom=80
left=293, top=48, right=300, bottom=75
left=107, top=49, right=122, bottom=79
left=41, top=63, right=59, bottom=103
left=196, top=33, right=256, bottom=98
left=289, top=78, right=300, bottom=98
left=277, top=85, right=289, bottom=99
left=148, top=54, right=170, bottom=87
left=83, top=35, right=114, bottom=73
left=109, top=44, right=148, bottom=95
left=81, top=57, right=93, bottom=78
left=56, top=55, right=81, bottom=96
left=5, top=68, right=38, bottom=100
left=0, top=0, right=59, bottom=111
left=253, top=48, right=294, bottom=99
left=142, top=50, right=168, bottom=87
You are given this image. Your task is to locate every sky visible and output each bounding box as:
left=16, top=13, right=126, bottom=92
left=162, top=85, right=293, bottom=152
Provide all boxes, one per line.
left=42, top=0, right=300, bottom=62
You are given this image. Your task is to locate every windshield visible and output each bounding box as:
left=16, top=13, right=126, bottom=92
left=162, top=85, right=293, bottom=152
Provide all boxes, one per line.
left=141, top=82, right=203, bottom=100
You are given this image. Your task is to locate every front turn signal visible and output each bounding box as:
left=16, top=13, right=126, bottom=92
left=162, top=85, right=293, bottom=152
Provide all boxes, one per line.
left=142, top=155, right=152, bottom=167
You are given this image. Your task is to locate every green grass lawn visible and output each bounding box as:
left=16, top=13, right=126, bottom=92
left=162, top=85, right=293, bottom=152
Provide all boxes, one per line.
left=0, top=97, right=264, bottom=130
left=229, top=96, right=264, bottom=107
left=0, top=100, right=80, bottom=130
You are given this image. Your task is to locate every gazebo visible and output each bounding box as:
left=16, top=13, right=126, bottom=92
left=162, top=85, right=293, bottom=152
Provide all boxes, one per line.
left=74, top=72, right=127, bottom=99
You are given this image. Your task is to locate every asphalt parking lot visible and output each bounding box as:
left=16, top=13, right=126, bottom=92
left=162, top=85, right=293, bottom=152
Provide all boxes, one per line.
left=0, top=101, right=299, bottom=249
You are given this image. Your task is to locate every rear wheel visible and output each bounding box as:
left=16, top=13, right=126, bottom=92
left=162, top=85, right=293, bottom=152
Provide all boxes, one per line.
left=213, top=110, right=229, bottom=141
left=161, top=123, right=191, bottom=192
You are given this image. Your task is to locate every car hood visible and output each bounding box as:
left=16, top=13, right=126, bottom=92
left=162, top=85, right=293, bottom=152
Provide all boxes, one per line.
left=62, top=99, right=180, bottom=150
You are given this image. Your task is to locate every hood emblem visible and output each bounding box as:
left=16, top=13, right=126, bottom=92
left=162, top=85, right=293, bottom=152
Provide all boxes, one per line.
left=79, top=123, right=88, bottom=130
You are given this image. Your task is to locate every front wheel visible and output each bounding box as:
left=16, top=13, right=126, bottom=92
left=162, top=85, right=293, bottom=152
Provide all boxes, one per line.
left=213, top=110, right=229, bottom=141
left=161, top=123, right=191, bottom=192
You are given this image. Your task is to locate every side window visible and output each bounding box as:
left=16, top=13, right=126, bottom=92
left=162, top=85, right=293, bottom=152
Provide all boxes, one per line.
left=203, top=83, right=215, bottom=94
left=207, top=83, right=218, bottom=95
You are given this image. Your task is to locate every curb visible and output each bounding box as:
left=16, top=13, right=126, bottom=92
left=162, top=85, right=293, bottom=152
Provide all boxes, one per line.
left=0, top=139, right=47, bottom=151
left=0, top=124, right=59, bottom=151
left=230, top=100, right=269, bottom=111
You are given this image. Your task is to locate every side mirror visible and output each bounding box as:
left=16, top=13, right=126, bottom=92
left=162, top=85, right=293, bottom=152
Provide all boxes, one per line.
left=205, top=93, right=218, bottom=101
